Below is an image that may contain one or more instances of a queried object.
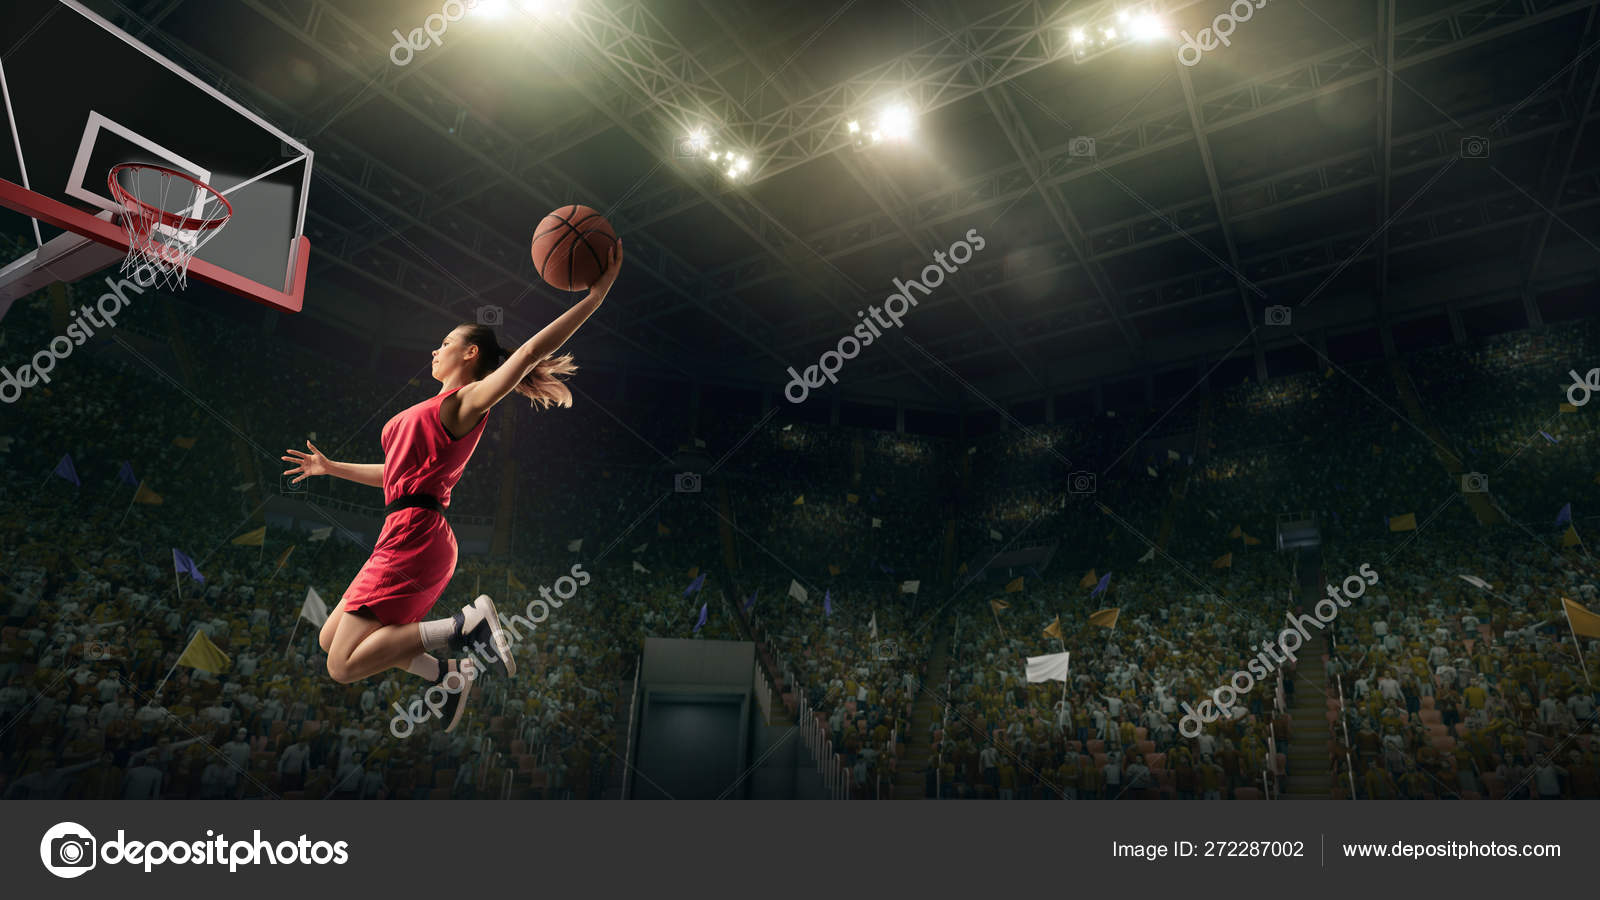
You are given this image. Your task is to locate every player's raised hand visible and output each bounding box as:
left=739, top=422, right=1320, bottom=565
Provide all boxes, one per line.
left=589, top=239, right=623, bottom=301
left=282, top=440, right=329, bottom=482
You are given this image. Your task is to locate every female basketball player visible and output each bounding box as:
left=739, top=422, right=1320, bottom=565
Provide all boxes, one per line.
left=282, top=241, right=623, bottom=733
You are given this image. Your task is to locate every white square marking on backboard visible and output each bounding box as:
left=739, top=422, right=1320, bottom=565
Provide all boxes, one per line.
left=66, top=110, right=213, bottom=228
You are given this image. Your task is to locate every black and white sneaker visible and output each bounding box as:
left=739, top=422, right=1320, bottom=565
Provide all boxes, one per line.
left=437, top=658, right=477, bottom=733
left=450, top=594, right=516, bottom=678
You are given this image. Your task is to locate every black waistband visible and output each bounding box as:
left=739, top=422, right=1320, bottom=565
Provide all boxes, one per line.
left=385, top=493, right=445, bottom=516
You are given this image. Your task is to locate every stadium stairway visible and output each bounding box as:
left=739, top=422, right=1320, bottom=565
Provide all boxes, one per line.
left=1280, top=637, right=1331, bottom=798
left=892, top=632, right=951, bottom=799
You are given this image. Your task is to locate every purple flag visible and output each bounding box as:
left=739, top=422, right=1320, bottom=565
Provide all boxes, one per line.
left=1540, top=430, right=1559, bottom=444
left=684, top=573, right=706, bottom=596
left=172, top=548, right=204, bottom=583
left=743, top=589, right=758, bottom=612
left=53, top=453, right=80, bottom=487
left=693, top=602, right=707, bottom=633
left=117, top=461, right=139, bottom=487
left=824, top=590, right=832, bottom=617
left=1091, top=572, right=1112, bottom=597
left=1556, top=503, right=1572, bottom=526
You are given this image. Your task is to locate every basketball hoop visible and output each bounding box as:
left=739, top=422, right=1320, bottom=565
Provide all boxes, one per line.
left=107, top=163, right=232, bottom=290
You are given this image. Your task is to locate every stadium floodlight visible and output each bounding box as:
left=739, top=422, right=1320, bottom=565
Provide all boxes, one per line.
left=1129, top=12, right=1166, bottom=41
left=879, top=103, right=915, bottom=141
left=685, top=128, right=709, bottom=153
left=1068, top=4, right=1165, bottom=62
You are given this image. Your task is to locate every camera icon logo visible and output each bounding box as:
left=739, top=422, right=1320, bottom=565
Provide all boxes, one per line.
left=40, top=822, right=96, bottom=878
left=873, top=639, right=899, bottom=661
left=279, top=472, right=307, bottom=495
left=476, top=305, right=503, bottom=326
left=1068, top=136, right=1096, bottom=158
left=1461, top=472, right=1488, bottom=493
left=1264, top=305, right=1291, bottom=326
left=1460, top=136, right=1489, bottom=159
left=1068, top=471, right=1096, bottom=494
left=674, top=472, right=702, bottom=493
left=83, top=641, right=112, bottom=661
left=672, top=136, right=703, bottom=158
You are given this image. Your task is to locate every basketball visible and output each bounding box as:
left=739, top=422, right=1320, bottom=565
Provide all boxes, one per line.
left=531, top=205, right=617, bottom=291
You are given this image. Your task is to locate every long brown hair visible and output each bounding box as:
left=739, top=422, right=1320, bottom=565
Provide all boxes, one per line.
left=455, top=323, right=577, bottom=410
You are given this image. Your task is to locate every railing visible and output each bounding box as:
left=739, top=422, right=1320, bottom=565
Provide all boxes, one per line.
left=623, top=654, right=641, bottom=800
left=753, top=663, right=775, bottom=726
left=796, top=693, right=847, bottom=799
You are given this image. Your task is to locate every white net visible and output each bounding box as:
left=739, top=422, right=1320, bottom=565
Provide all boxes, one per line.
left=110, top=165, right=231, bottom=291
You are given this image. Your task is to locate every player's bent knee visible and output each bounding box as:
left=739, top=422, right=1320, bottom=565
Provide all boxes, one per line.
left=326, top=657, right=357, bottom=684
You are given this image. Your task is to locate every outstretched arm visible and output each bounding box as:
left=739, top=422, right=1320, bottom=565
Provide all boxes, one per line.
left=283, top=441, right=382, bottom=488
left=458, top=241, right=623, bottom=420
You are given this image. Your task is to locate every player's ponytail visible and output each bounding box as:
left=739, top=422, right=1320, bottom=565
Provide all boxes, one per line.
left=458, top=323, right=577, bottom=410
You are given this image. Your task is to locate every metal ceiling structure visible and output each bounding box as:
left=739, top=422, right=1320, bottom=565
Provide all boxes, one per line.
left=90, top=0, right=1600, bottom=413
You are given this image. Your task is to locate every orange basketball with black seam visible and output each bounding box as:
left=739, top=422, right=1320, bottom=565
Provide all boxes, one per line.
left=531, top=205, right=617, bottom=291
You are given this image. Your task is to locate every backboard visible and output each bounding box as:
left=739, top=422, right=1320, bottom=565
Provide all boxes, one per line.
left=0, top=0, right=312, bottom=315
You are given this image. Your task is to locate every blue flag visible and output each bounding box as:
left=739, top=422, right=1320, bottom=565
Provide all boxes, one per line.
left=693, top=602, right=707, bottom=633
left=1556, top=503, right=1572, bottom=526
left=117, top=461, right=139, bottom=487
left=172, top=548, right=204, bottom=583
left=53, top=453, right=80, bottom=487
left=876, top=562, right=894, bottom=575
left=1540, top=430, right=1559, bottom=444
left=743, top=589, right=758, bottom=612
left=684, top=573, right=706, bottom=596
left=1092, top=572, right=1112, bottom=597
left=824, top=590, right=832, bottom=617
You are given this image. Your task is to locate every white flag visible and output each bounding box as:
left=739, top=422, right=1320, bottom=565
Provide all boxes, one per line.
left=1025, top=651, right=1071, bottom=683
left=1146, top=466, right=1158, bottom=477
left=782, top=424, right=793, bottom=431
left=871, top=518, right=883, bottom=528
left=693, top=438, right=706, bottom=448
left=567, top=539, right=583, bottom=552
left=308, top=526, right=333, bottom=542
left=1138, top=547, right=1155, bottom=563
left=633, top=543, right=648, bottom=553
left=299, top=587, right=329, bottom=627
left=632, top=561, right=650, bottom=574
left=869, top=612, right=878, bottom=640
left=1458, top=574, right=1492, bottom=591
left=232, top=482, right=254, bottom=492
left=967, top=446, right=977, bottom=456
left=788, top=580, right=809, bottom=604
left=1167, top=449, right=1180, bottom=461
left=989, top=528, right=1002, bottom=541
left=900, top=580, right=920, bottom=594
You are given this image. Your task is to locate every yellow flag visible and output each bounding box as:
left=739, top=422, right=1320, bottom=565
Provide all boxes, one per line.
left=1388, top=513, right=1418, bottom=532
left=133, top=485, right=164, bottom=505
left=1227, top=525, right=1242, bottom=539
left=688, top=566, right=700, bottom=578
left=1212, top=552, right=1233, bottom=569
left=846, top=493, right=859, bottom=504
left=1324, top=367, right=1333, bottom=378
left=272, top=545, right=295, bottom=573
left=1243, top=534, right=1261, bottom=546
left=1562, top=524, right=1581, bottom=548
left=957, top=562, right=968, bottom=575
left=1562, top=597, right=1600, bottom=639
left=1088, top=607, right=1120, bottom=628
left=508, top=571, right=527, bottom=591
left=990, top=598, right=1009, bottom=614
left=657, top=522, right=672, bottom=536
left=1005, top=577, right=1024, bottom=593
left=1043, top=616, right=1062, bottom=640
left=1079, top=569, right=1098, bottom=589
left=1560, top=402, right=1579, bottom=413
left=231, top=526, right=266, bottom=547
left=828, top=565, right=841, bottom=576
left=176, top=630, right=230, bottom=673
left=172, top=436, right=196, bottom=449
left=793, top=495, right=805, bottom=506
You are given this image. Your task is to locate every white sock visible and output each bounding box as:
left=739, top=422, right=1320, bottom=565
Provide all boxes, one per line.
left=406, top=653, right=442, bottom=682
left=418, top=618, right=457, bottom=652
